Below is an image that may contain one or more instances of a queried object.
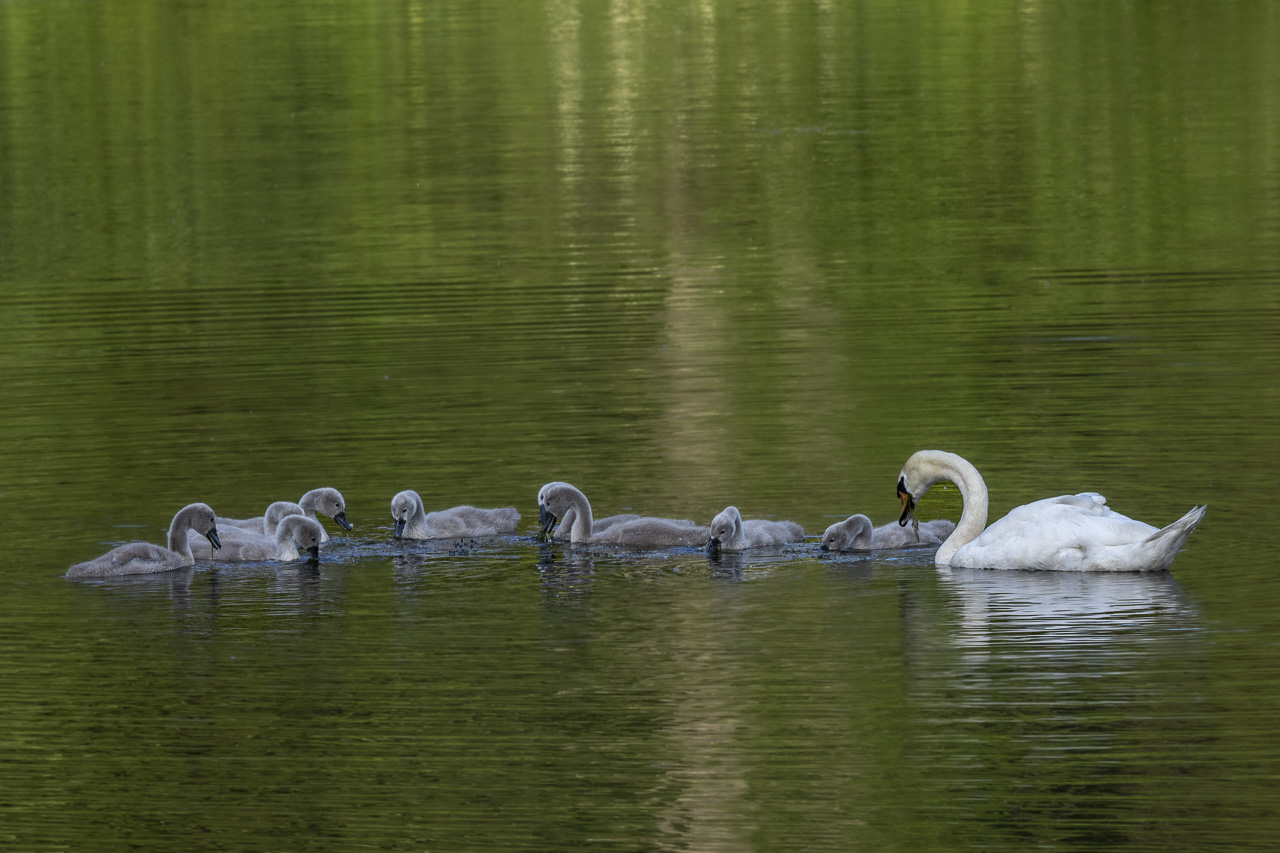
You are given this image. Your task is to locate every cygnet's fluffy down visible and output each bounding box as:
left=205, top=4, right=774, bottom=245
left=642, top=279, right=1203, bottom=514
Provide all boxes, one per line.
left=67, top=503, right=221, bottom=579
left=706, top=505, right=804, bottom=555
left=391, top=489, right=520, bottom=539
left=219, top=488, right=352, bottom=544
left=189, top=500, right=311, bottom=554
left=270, top=515, right=325, bottom=561
left=188, top=514, right=324, bottom=562
left=549, top=507, right=643, bottom=542
left=264, top=501, right=306, bottom=536
left=188, top=522, right=272, bottom=558
left=299, top=488, right=353, bottom=542
left=537, top=482, right=707, bottom=549
left=537, top=482, right=641, bottom=542
left=819, top=514, right=956, bottom=551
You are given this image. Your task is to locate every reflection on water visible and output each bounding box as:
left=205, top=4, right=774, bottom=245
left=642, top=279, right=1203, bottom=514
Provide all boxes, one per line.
left=938, top=567, right=1194, bottom=651
left=4, top=0, right=1280, bottom=850
left=536, top=543, right=597, bottom=598
left=904, top=569, right=1224, bottom=851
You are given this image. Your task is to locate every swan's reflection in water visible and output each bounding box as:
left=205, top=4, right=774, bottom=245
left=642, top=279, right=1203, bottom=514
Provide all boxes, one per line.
left=908, top=568, right=1212, bottom=849
left=937, top=567, right=1195, bottom=655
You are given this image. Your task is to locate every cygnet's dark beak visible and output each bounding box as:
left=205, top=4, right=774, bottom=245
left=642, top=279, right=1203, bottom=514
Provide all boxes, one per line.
left=206, top=526, right=222, bottom=550
left=305, top=545, right=320, bottom=562
left=393, top=517, right=406, bottom=539
left=706, top=537, right=722, bottom=557
left=819, top=542, right=829, bottom=552
left=538, top=505, right=558, bottom=540
left=897, top=476, right=915, bottom=527
left=333, top=510, right=354, bottom=531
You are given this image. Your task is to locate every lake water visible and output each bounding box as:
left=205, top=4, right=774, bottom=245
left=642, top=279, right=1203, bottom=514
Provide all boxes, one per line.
left=3, top=1, right=1279, bottom=850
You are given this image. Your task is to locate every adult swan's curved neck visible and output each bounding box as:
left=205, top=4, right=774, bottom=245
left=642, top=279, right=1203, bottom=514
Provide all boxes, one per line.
left=899, top=450, right=989, bottom=566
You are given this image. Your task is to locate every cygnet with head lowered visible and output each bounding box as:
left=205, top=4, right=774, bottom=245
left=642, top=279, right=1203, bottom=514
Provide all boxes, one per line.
left=537, top=482, right=641, bottom=542
left=391, top=489, right=520, bottom=540
left=537, top=482, right=708, bottom=549
left=189, top=500, right=309, bottom=553
left=219, top=488, right=353, bottom=543
left=819, top=513, right=956, bottom=551
left=706, top=505, right=804, bottom=556
left=187, top=514, right=324, bottom=562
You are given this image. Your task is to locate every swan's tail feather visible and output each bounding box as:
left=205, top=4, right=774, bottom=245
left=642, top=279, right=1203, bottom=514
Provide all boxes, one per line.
left=1140, top=505, right=1206, bottom=570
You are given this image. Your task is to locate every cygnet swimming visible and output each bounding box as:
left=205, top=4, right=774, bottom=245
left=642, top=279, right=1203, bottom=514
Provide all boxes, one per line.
left=537, top=482, right=708, bottom=549
left=536, top=482, right=640, bottom=542
left=546, top=506, right=643, bottom=542
left=297, top=487, right=352, bottom=542
left=219, top=488, right=352, bottom=543
left=189, top=500, right=308, bottom=554
left=819, top=513, right=956, bottom=552
left=188, top=514, right=324, bottom=562
left=390, top=489, right=520, bottom=539
left=706, top=505, right=804, bottom=555
left=67, top=503, right=221, bottom=579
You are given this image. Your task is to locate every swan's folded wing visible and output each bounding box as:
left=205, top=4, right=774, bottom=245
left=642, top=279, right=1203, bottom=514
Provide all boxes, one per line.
left=1052, top=492, right=1108, bottom=512
left=977, top=498, right=1160, bottom=557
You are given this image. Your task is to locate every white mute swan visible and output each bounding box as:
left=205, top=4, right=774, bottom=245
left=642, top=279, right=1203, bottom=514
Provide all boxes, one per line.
left=538, top=482, right=708, bottom=549
left=706, top=505, right=804, bottom=555
left=187, top=514, right=324, bottom=562
left=391, top=490, right=520, bottom=539
left=219, top=488, right=352, bottom=543
left=820, top=513, right=955, bottom=552
left=67, top=503, right=221, bottom=578
left=895, top=450, right=1206, bottom=571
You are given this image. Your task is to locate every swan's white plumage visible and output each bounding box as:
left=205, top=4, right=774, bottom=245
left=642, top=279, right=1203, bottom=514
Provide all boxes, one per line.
left=896, top=450, right=1206, bottom=571
left=538, top=482, right=707, bottom=549
left=67, top=503, right=221, bottom=579
left=707, top=505, right=804, bottom=552
left=391, top=489, right=520, bottom=539
left=820, top=514, right=955, bottom=551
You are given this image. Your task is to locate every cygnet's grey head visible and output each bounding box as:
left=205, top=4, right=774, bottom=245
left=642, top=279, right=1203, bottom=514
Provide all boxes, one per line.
left=302, top=487, right=353, bottom=531
left=265, top=501, right=305, bottom=534
left=390, top=490, right=421, bottom=539
left=706, top=505, right=743, bottom=556
left=820, top=514, right=872, bottom=551
left=180, top=503, right=222, bottom=551
left=537, top=482, right=576, bottom=539
left=278, top=515, right=323, bottom=561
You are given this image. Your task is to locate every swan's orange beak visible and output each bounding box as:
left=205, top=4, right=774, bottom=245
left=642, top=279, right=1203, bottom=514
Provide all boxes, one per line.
left=897, top=477, right=915, bottom=527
